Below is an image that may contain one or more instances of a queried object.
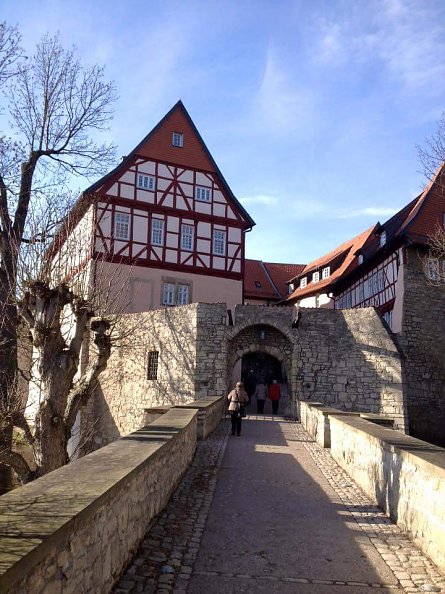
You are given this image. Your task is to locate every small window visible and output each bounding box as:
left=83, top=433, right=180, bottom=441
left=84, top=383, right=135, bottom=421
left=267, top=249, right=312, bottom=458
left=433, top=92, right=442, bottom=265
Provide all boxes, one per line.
left=428, top=258, right=440, bottom=281
left=177, top=284, right=189, bottom=305
left=300, top=277, right=307, bottom=288
left=195, top=186, right=211, bottom=202
left=288, top=283, right=295, bottom=294
left=181, top=224, right=194, bottom=251
left=379, top=231, right=386, bottom=247
left=151, top=219, right=164, bottom=246
left=213, top=230, right=226, bottom=256
left=137, top=174, right=155, bottom=191
left=312, top=271, right=320, bottom=283
left=114, top=212, right=130, bottom=240
left=163, top=282, right=175, bottom=305
left=147, top=351, right=159, bottom=380
left=322, top=267, right=330, bottom=279
left=172, top=132, right=183, bottom=147
left=358, top=254, right=364, bottom=265
left=255, top=281, right=262, bottom=288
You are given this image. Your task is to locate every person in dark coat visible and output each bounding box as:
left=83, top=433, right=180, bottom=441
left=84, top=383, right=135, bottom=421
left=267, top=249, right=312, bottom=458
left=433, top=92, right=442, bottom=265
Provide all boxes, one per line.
left=253, top=381, right=267, bottom=414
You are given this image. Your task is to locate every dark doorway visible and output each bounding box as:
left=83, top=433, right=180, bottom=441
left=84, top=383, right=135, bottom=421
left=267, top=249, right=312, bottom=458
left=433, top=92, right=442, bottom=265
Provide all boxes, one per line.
left=241, top=352, right=282, bottom=398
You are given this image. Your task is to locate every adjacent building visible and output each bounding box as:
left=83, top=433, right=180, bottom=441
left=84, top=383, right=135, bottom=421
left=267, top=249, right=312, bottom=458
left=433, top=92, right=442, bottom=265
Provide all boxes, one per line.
left=244, top=259, right=305, bottom=305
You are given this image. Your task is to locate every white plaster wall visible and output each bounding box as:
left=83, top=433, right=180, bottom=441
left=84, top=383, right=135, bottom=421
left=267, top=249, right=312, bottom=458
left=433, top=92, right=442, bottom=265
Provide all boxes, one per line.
left=298, top=293, right=333, bottom=308
left=392, top=249, right=405, bottom=334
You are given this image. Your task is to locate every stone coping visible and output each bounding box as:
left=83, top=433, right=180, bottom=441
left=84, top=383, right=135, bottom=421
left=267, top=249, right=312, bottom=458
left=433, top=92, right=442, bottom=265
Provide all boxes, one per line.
left=0, top=407, right=197, bottom=590
left=144, top=396, right=224, bottom=414
left=330, top=414, right=445, bottom=476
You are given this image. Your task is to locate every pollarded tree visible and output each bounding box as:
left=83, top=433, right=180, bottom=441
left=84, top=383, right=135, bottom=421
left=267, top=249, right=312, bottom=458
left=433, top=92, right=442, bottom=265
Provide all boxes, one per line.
left=0, top=28, right=118, bottom=482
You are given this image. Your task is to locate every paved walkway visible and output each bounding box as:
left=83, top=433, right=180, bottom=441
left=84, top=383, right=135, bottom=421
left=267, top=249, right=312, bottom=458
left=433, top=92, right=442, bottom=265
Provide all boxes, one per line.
left=114, top=411, right=445, bottom=594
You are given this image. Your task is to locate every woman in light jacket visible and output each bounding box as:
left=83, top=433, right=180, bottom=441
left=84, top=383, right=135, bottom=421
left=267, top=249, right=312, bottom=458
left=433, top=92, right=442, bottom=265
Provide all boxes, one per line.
left=227, top=381, right=249, bottom=436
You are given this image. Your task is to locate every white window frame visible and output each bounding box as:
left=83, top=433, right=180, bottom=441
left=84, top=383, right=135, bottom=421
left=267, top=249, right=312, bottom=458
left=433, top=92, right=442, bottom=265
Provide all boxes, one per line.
left=379, top=231, right=387, bottom=247
left=162, top=282, right=175, bottom=305
left=213, top=229, right=226, bottom=256
left=162, top=281, right=191, bottom=306
left=322, top=266, right=330, bottom=279
left=177, top=284, right=189, bottom=305
left=195, top=186, right=211, bottom=202
left=288, top=283, right=295, bottom=294
left=312, top=271, right=320, bottom=283
left=428, top=258, right=440, bottom=281
left=151, top=218, right=164, bottom=246
left=358, top=254, right=364, bottom=265
left=114, top=212, right=130, bottom=240
left=300, top=277, right=307, bottom=288
left=181, top=224, right=194, bottom=251
left=172, top=132, right=183, bottom=147
left=137, top=174, right=155, bottom=191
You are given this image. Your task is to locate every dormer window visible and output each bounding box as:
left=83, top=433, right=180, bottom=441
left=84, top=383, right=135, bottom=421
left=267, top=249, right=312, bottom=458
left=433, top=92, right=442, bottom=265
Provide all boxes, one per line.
left=288, top=283, right=295, bottom=294
left=358, top=254, right=364, bottom=265
left=312, top=271, right=320, bottom=283
left=379, top=231, right=386, bottom=247
left=300, top=277, right=307, bottom=288
left=255, top=281, right=262, bottom=288
left=322, top=267, right=330, bottom=279
left=172, top=132, right=183, bottom=147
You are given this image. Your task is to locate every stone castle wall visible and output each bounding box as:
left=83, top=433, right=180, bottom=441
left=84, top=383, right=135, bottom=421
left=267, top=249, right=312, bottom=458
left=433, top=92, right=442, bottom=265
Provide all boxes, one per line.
left=399, top=247, right=445, bottom=445
left=82, top=302, right=406, bottom=451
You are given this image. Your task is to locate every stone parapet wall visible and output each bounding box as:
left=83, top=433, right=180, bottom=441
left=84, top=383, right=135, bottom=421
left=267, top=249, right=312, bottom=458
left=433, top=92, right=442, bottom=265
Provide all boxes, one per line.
left=328, top=414, right=445, bottom=572
left=176, top=396, right=225, bottom=439
left=0, top=409, right=197, bottom=594
left=298, top=400, right=360, bottom=447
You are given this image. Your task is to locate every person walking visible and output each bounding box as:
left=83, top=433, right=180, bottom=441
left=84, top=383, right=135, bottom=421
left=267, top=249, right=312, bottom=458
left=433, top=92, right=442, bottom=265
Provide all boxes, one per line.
left=227, top=381, right=249, bottom=436
left=268, top=379, right=281, bottom=415
left=253, top=380, right=267, bottom=414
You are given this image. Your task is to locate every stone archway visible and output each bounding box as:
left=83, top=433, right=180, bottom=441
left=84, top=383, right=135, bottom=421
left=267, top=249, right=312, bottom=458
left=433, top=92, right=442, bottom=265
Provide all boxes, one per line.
left=227, top=323, right=297, bottom=416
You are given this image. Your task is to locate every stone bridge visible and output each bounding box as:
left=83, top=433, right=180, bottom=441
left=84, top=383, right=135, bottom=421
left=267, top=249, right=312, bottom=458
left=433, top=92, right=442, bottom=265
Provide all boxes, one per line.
left=0, top=398, right=444, bottom=593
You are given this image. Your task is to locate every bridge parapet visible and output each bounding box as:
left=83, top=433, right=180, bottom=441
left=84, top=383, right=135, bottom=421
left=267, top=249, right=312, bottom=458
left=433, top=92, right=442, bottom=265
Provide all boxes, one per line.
left=0, top=408, right=198, bottom=594
left=303, top=405, right=445, bottom=573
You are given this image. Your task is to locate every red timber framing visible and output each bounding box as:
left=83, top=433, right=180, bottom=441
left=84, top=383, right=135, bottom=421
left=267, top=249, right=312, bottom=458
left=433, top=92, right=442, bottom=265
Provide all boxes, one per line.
left=334, top=252, right=399, bottom=312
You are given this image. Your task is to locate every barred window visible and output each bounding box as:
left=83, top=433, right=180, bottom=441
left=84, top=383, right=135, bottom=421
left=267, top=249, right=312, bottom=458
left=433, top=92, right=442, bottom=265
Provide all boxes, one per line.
left=147, top=351, right=159, bottom=380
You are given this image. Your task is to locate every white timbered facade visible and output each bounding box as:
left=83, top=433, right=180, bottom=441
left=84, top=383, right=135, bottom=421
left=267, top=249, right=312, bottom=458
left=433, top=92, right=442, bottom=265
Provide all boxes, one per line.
left=74, top=101, right=255, bottom=313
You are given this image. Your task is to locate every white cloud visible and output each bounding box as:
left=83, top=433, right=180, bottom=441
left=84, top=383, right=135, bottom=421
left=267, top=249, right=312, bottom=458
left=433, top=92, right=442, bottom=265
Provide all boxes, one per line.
left=254, top=47, right=316, bottom=134
left=239, top=194, right=278, bottom=206
left=336, top=206, right=398, bottom=219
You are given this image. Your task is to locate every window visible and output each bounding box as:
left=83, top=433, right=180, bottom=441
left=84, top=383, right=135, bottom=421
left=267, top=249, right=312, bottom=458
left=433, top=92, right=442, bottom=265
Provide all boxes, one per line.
left=151, top=219, right=164, bottom=246
left=312, top=271, right=320, bottom=283
left=288, top=283, right=295, bottom=294
left=300, top=277, right=307, bottom=288
left=358, top=254, right=364, bottom=265
left=428, top=258, right=440, bottom=281
left=114, top=212, right=130, bottom=240
left=379, top=231, right=387, bottom=247
left=213, top=230, right=226, bottom=255
left=137, top=174, right=155, bottom=191
left=147, top=351, right=159, bottom=380
left=177, top=284, right=189, bottom=305
left=195, top=186, right=211, bottom=202
left=181, top=224, right=194, bottom=251
left=322, top=267, right=330, bottom=279
left=172, top=132, right=183, bottom=147
left=162, top=281, right=191, bottom=306
left=255, top=281, right=262, bottom=288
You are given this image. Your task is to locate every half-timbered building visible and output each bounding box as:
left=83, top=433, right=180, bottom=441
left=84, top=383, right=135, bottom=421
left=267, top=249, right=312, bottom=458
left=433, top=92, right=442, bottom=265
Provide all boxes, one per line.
left=56, top=101, right=255, bottom=315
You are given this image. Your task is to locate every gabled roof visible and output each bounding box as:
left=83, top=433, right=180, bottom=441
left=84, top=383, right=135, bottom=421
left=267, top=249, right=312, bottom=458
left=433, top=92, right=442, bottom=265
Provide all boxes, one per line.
left=285, top=226, right=377, bottom=302
left=244, top=260, right=305, bottom=301
left=85, top=100, right=255, bottom=228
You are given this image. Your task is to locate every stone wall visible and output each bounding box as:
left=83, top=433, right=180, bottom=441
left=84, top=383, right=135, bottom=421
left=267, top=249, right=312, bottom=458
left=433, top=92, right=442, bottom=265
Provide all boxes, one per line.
left=0, top=408, right=197, bottom=594
left=328, top=413, right=445, bottom=572
left=297, top=307, right=406, bottom=430
left=84, top=302, right=406, bottom=450
left=399, top=247, right=445, bottom=445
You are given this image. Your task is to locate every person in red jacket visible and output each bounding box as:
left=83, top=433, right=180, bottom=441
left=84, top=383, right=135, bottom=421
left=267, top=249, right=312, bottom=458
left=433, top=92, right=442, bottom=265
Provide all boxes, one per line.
left=268, top=380, right=281, bottom=415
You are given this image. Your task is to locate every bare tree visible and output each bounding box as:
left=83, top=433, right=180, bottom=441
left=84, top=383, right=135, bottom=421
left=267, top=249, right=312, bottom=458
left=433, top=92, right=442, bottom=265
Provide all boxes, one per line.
left=418, top=112, right=445, bottom=182
left=0, top=29, right=118, bottom=483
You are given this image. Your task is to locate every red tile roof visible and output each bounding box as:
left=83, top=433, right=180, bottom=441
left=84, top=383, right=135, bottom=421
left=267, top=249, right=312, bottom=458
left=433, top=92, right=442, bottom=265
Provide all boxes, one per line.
left=285, top=226, right=377, bottom=302
left=244, top=260, right=305, bottom=301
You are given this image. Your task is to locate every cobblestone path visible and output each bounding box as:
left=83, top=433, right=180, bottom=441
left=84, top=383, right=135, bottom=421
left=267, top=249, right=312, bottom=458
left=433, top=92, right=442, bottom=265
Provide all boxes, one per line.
left=113, top=417, right=445, bottom=594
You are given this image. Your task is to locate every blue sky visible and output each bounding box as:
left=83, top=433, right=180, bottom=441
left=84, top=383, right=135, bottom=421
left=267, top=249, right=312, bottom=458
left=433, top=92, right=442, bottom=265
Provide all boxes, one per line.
left=2, top=0, right=445, bottom=264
